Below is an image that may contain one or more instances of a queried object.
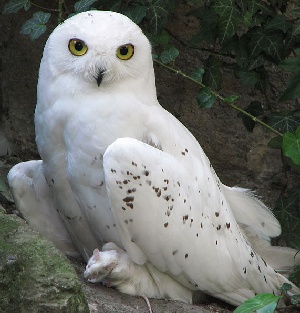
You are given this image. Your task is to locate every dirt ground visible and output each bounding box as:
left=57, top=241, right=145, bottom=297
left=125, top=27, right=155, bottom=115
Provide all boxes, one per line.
left=1, top=1, right=299, bottom=312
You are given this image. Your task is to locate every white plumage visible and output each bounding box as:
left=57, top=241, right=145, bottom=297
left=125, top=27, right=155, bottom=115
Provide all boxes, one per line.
left=8, top=10, right=300, bottom=306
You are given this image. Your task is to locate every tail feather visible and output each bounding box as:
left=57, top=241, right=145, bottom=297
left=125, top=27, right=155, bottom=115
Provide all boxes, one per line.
left=223, top=185, right=300, bottom=293
left=222, top=186, right=281, bottom=239
left=242, top=226, right=300, bottom=277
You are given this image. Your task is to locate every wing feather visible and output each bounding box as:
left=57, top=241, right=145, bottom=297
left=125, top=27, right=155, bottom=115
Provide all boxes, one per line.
left=103, top=137, right=298, bottom=305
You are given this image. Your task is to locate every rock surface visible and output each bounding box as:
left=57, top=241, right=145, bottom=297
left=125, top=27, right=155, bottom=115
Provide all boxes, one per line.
left=0, top=207, right=89, bottom=313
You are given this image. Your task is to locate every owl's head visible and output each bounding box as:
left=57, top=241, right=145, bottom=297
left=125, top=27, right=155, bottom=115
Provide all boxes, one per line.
left=39, top=11, right=154, bottom=93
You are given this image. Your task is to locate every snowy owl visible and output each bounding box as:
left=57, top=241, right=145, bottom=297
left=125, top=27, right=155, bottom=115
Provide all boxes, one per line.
left=8, top=10, right=300, bottom=307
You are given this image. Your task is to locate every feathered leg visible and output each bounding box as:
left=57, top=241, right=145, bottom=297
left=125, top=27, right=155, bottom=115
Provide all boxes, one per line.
left=7, top=160, right=80, bottom=258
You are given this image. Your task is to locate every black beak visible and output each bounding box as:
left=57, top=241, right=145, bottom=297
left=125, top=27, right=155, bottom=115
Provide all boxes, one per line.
left=96, top=69, right=105, bottom=87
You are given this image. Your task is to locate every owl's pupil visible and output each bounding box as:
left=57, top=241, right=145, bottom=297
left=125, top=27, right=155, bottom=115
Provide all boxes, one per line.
left=120, top=46, right=129, bottom=55
left=75, top=41, right=83, bottom=51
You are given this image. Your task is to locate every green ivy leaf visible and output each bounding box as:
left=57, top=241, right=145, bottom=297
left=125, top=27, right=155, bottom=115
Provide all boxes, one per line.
left=212, top=0, right=240, bottom=43
left=160, top=47, right=179, bottom=64
left=268, top=136, right=283, bottom=149
left=280, top=55, right=300, bottom=74
left=190, top=27, right=218, bottom=45
left=24, top=2, right=31, bottom=11
left=233, top=293, right=281, bottom=313
left=251, top=0, right=274, bottom=17
left=289, top=266, right=300, bottom=291
left=292, top=8, right=300, bottom=18
left=256, top=301, right=278, bottom=313
left=291, top=294, right=300, bottom=305
left=98, top=0, right=121, bottom=11
left=124, top=5, right=147, bottom=24
left=284, top=31, right=300, bottom=56
left=190, top=68, right=205, bottom=82
left=196, top=87, right=216, bottom=108
left=223, top=95, right=239, bottom=103
left=255, top=71, right=267, bottom=93
left=236, top=70, right=258, bottom=86
left=248, top=28, right=284, bottom=62
left=292, top=21, right=300, bottom=36
left=260, top=30, right=284, bottom=63
left=220, top=34, right=239, bottom=53
left=280, top=71, right=300, bottom=101
left=248, top=28, right=265, bottom=59
left=20, top=11, right=51, bottom=40
left=268, top=110, right=300, bottom=133
left=74, top=0, right=97, bottom=13
left=265, top=15, right=292, bottom=33
left=235, top=37, right=249, bottom=69
left=3, top=0, right=30, bottom=14
left=147, top=0, right=176, bottom=34
left=148, top=30, right=170, bottom=48
left=279, top=283, right=292, bottom=293
left=203, top=55, right=222, bottom=90
left=189, top=7, right=218, bottom=44
left=240, top=101, right=263, bottom=132
left=282, top=126, right=300, bottom=165
left=274, top=187, right=300, bottom=249
left=248, top=55, right=264, bottom=71
left=243, top=10, right=254, bottom=27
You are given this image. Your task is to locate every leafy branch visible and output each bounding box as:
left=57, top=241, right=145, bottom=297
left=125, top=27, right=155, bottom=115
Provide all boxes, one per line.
left=154, top=58, right=283, bottom=137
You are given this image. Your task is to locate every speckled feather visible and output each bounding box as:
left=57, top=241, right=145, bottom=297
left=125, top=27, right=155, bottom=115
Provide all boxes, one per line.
left=7, top=10, right=300, bottom=306
left=103, top=137, right=299, bottom=305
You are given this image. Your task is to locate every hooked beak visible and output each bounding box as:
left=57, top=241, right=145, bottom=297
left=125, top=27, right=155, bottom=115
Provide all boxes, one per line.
left=96, top=69, right=105, bottom=87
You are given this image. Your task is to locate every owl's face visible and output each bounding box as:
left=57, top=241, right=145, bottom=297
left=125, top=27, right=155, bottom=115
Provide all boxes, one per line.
left=41, top=11, right=152, bottom=90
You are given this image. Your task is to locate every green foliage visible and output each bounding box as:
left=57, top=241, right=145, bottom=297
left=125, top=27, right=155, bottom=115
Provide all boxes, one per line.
left=274, top=186, right=300, bottom=249
left=74, top=0, right=97, bottom=13
left=20, top=11, right=51, bottom=40
left=283, top=126, right=300, bottom=166
left=203, top=55, right=222, bottom=90
left=97, top=0, right=176, bottom=34
left=268, top=110, right=300, bottom=134
left=160, top=47, right=179, bottom=64
left=240, top=101, right=263, bottom=132
left=197, top=87, right=217, bottom=109
left=3, top=0, right=30, bottom=14
left=233, top=293, right=281, bottom=313
left=280, top=283, right=300, bottom=305
left=189, top=0, right=300, bottom=99
left=190, top=68, right=205, bottom=82
left=280, top=70, right=300, bottom=101
left=223, top=95, right=239, bottom=103
left=123, top=5, right=147, bottom=24
left=289, top=266, right=300, bottom=289
left=268, top=135, right=282, bottom=149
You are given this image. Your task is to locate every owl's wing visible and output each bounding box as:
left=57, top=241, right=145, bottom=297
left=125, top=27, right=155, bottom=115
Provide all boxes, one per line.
left=103, top=137, right=298, bottom=306
left=7, top=160, right=79, bottom=257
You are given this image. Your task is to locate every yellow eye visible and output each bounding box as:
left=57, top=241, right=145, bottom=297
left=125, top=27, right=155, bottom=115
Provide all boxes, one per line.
left=116, top=44, right=134, bottom=60
left=68, top=39, right=88, bottom=56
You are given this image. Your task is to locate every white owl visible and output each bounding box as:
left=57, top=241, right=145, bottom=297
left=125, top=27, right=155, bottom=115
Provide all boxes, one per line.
left=8, top=10, right=300, bottom=307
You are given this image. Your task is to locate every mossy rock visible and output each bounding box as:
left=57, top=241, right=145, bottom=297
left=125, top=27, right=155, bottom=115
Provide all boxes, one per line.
left=0, top=208, right=89, bottom=313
